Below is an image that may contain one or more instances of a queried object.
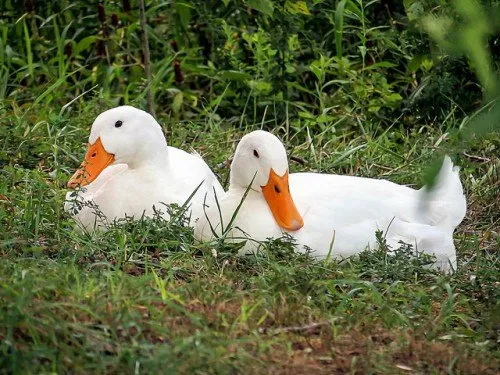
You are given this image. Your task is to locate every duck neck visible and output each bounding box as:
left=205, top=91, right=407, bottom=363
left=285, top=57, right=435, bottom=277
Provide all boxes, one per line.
left=229, top=184, right=262, bottom=200
left=127, top=141, right=170, bottom=170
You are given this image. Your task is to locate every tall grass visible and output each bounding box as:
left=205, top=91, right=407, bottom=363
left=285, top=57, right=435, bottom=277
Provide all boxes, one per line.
left=0, top=0, right=497, bottom=137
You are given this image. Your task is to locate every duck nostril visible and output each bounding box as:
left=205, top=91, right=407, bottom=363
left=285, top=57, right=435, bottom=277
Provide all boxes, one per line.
left=274, top=185, right=281, bottom=194
left=91, top=152, right=97, bottom=158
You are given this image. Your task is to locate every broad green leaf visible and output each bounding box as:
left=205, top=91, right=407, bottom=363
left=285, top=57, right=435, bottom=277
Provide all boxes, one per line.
left=344, top=0, right=362, bottom=19
left=175, top=3, right=192, bottom=29
left=218, top=70, right=251, bottom=81
left=284, top=1, right=311, bottom=15
left=247, top=0, right=274, bottom=17
left=461, top=99, right=500, bottom=139
left=407, top=55, right=424, bottom=73
left=335, top=0, right=346, bottom=58
left=404, top=0, right=425, bottom=21
left=358, top=45, right=366, bottom=60
left=75, top=36, right=98, bottom=55
left=247, top=80, right=272, bottom=94
left=385, top=93, right=403, bottom=103
left=362, top=61, right=397, bottom=71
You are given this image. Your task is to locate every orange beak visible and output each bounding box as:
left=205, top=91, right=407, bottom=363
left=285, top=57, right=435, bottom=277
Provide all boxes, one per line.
left=67, top=137, right=115, bottom=188
left=261, top=169, right=304, bottom=231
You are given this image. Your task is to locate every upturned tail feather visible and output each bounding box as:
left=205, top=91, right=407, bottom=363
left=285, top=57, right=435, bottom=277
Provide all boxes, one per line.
left=419, top=156, right=467, bottom=231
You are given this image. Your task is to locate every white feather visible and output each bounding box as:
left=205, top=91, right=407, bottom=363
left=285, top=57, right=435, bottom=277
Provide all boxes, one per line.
left=195, top=131, right=466, bottom=273
left=65, top=106, right=224, bottom=231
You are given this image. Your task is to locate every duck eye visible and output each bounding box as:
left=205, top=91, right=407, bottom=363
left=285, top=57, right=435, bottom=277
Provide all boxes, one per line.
left=253, top=149, right=259, bottom=158
left=115, top=120, right=123, bottom=128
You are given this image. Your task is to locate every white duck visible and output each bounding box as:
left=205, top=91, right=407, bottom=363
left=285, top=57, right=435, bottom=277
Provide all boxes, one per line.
left=195, top=130, right=467, bottom=272
left=65, top=106, right=224, bottom=231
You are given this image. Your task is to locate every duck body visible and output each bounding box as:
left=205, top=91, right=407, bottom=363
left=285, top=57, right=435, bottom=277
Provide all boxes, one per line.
left=65, top=106, right=224, bottom=231
left=292, top=169, right=463, bottom=267
left=195, top=131, right=466, bottom=272
left=67, top=148, right=222, bottom=230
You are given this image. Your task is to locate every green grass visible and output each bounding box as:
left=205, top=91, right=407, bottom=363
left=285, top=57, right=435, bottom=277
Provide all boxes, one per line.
left=0, top=99, right=498, bottom=374
left=0, top=1, right=498, bottom=372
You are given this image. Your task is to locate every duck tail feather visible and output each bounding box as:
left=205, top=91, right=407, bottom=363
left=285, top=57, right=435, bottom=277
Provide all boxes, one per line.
left=419, top=156, right=467, bottom=230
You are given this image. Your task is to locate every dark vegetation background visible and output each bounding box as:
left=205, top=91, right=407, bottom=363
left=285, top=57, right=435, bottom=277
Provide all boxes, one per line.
left=1, top=0, right=498, bottom=127
left=0, top=0, right=499, bottom=373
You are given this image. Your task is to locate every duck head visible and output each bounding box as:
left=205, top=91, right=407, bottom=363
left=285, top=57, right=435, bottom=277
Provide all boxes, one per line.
left=67, top=106, right=167, bottom=188
left=230, top=130, right=304, bottom=231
